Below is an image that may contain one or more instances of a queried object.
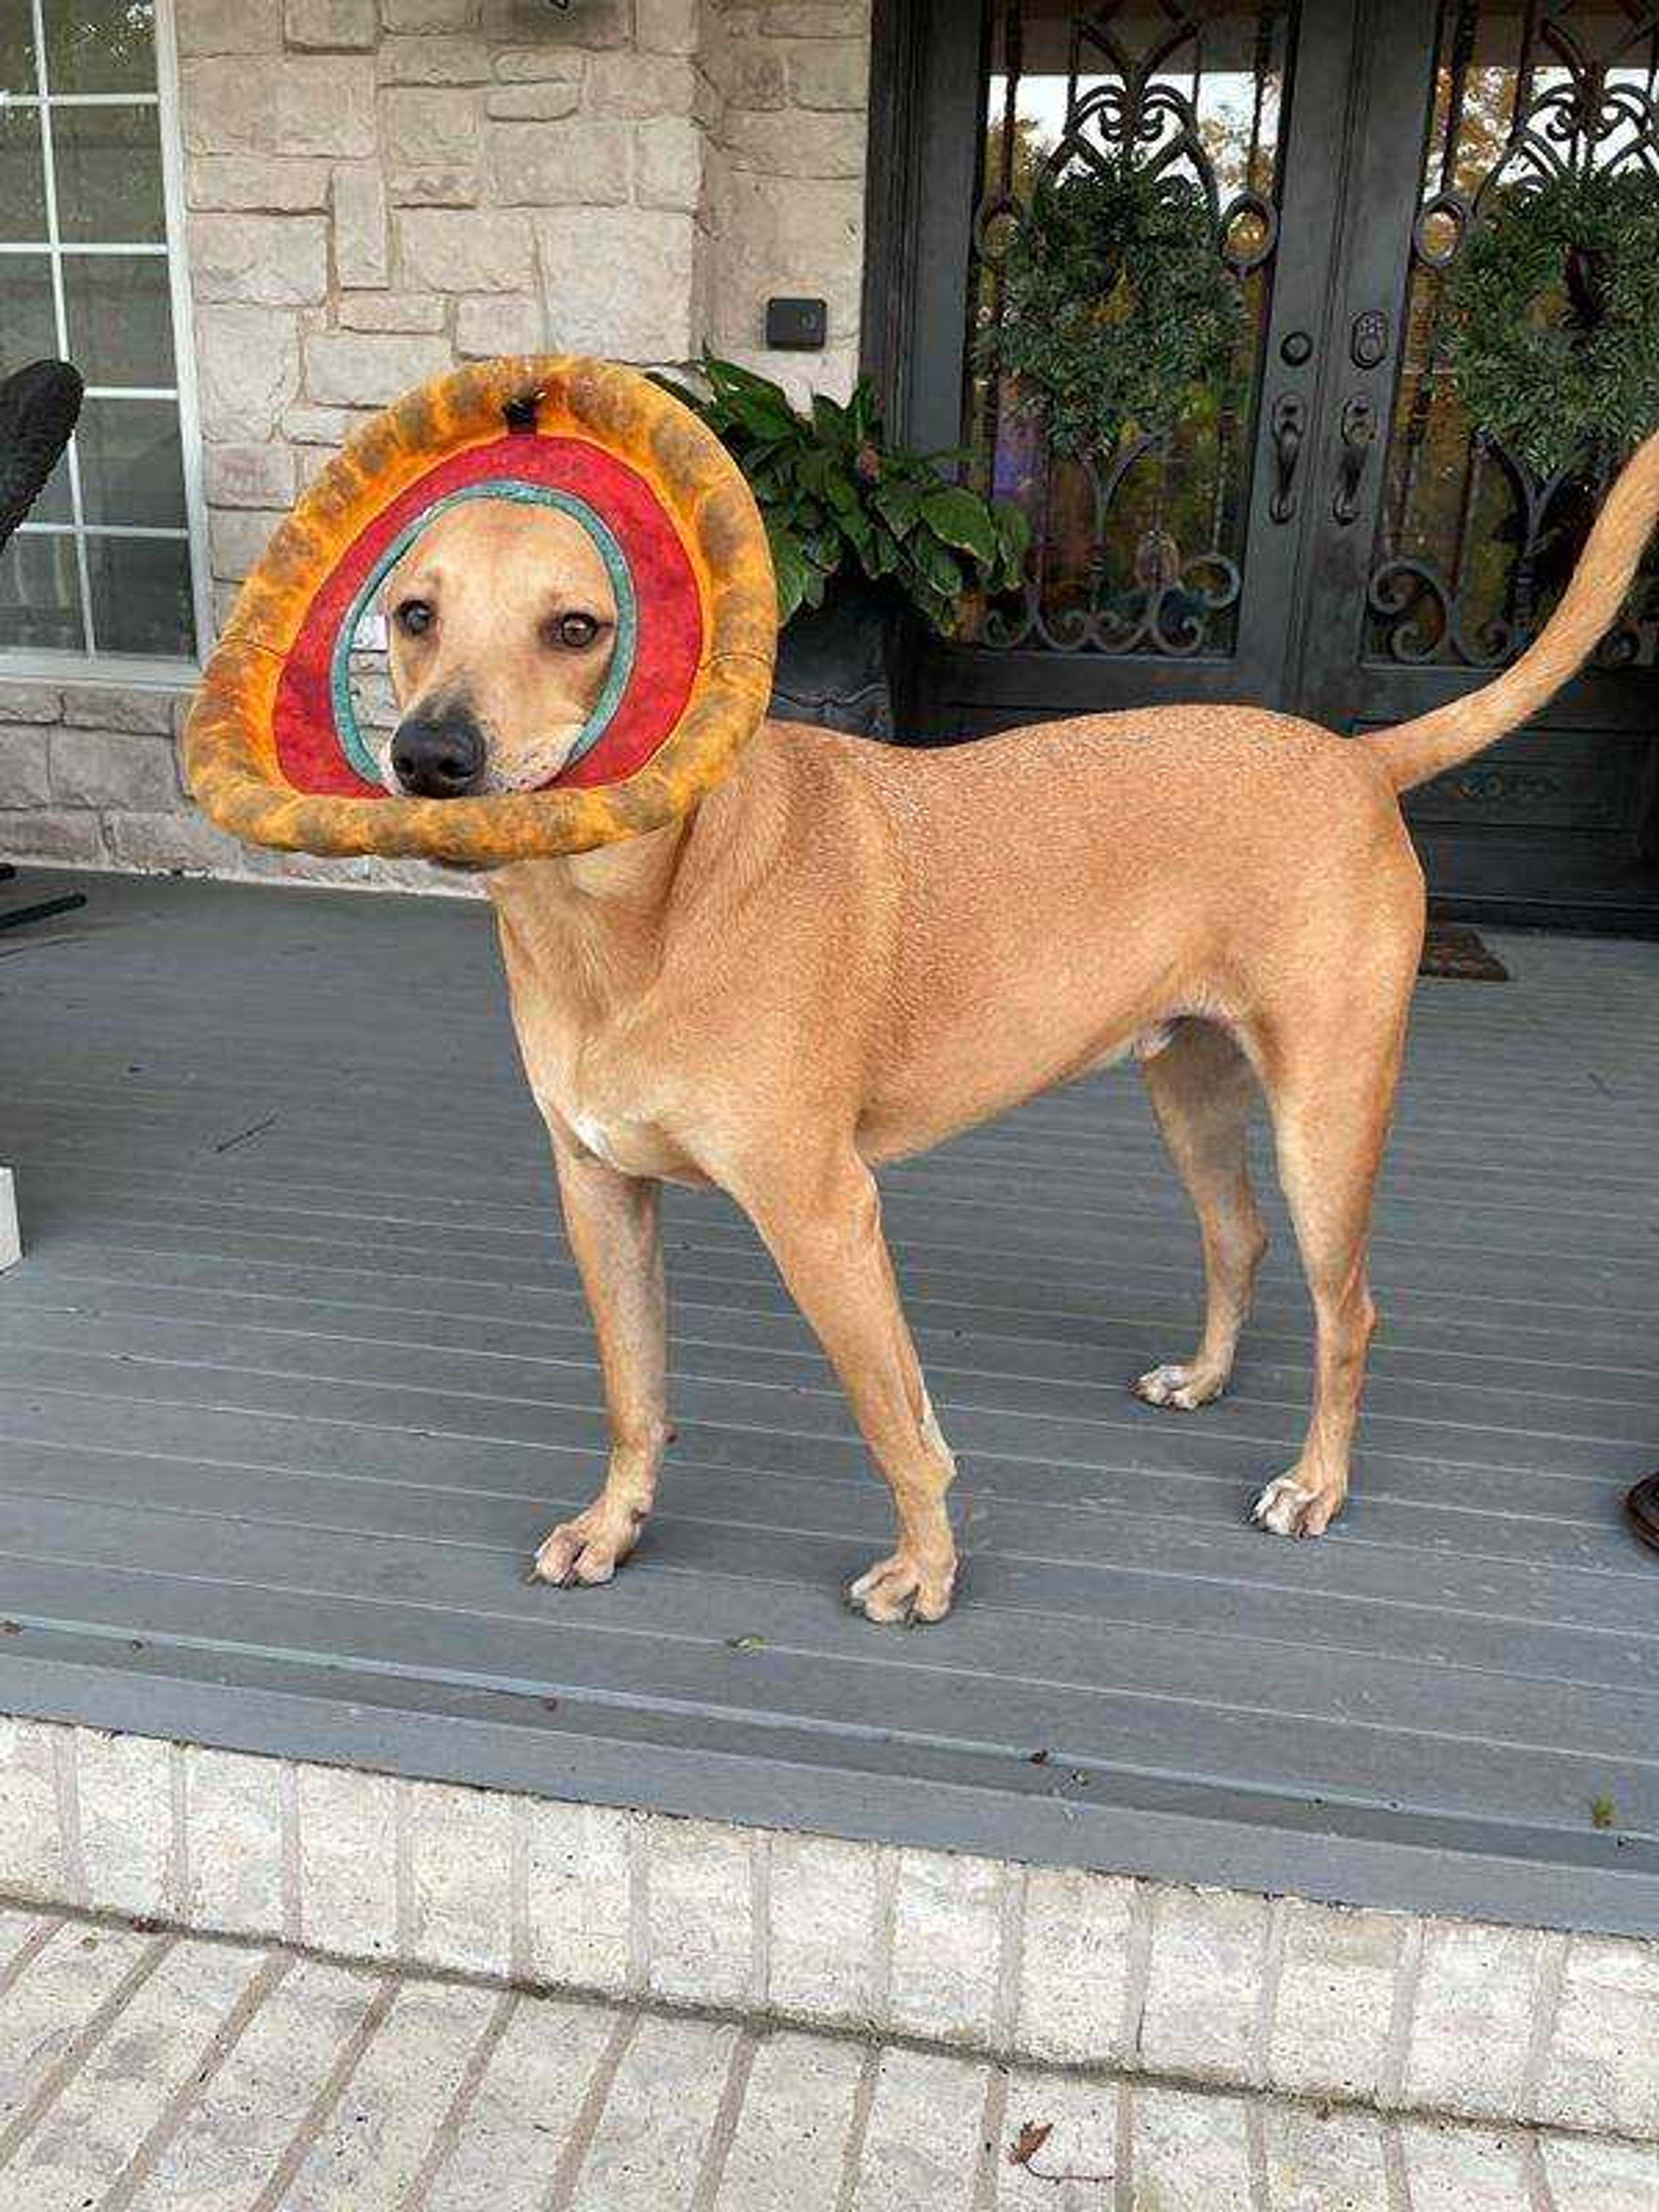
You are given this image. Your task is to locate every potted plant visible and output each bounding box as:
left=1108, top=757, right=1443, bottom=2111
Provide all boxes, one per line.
left=656, top=355, right=1029, bottom=739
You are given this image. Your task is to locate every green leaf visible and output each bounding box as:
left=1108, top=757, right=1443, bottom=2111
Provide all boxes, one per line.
left=766, top=524, right=813, bottom=623
left=873, top=480, right=922, bottom=537
left=922, top=486, right=998, bottom=565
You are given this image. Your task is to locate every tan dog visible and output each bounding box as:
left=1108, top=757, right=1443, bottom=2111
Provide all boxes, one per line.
left=376, top=438, right=1659, bottom=1625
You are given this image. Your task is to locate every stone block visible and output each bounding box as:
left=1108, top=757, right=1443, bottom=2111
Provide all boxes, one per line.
left=522, top=1797, right=635, bottom=1995
left=378, top=34, right=493, bottom=83
left=1262, top=2105, right=1389, bottom=2210
left=1399, top=2121, right=1535, bottom=2212
left=0, top=1719, right=66, bottom=1901
left=790, top=40, right=870, bottom=110
left=584, top=51, right=696, bottom=116
left=3, top=810, right=106, bottom=864
left=536, top=208, right=697, bottom=359
left=209, top=508, right=286, bottom=581
left=187, top=156, right=332, bottom=211
left=997, top=2071, right=1118, bottom=2210
left=304, top=330, right=452, bottom=405
left=295, top=1762, right=398, bottom=1957
left=337, top=290, right=448, bottom=331
left=105, top=810, right=251, bottom=875
left=380, top=86, right=481, bottom=167
left=568, top=2015, right=739, bottom=2212
left=397, top=205, right=534, bottom=289
left=50, top=729, right=180, bottom=810
left=491, top=46, right=589, bottom=82
left=1269, top=1900, right=1404, bottom=2102
left=205, top=441, right=298, bottom=506
left=1404, top=1922, right=1542, bottom=2120
left=853, top=2046, right=987, bottom=2212
left=637, top=0, right=699, bottom=54
left=1138, top=1886, right=1269, bottom=2085
left=333, top=162, right=392, bottom=289
left=401, top=1779, right=514, bottom=1975
left=0, top=728, right=52, bottom=808
left=76, top=1730, right=175, bottom=1917
left=645, top=1814, right=755, bottom=2008
left=58, top=684, right=178, bottom=733
left=721, top=107, right=866, bottom=178
left=388, top=164, right=483, bottom=205
left=455, top=292, right=543, bottom=356
left=766, top=1831, right=881, bottom=2028
left=285, top=403, right=359, bottom=444
left=381, top=0, right=480, bottom=24
left=723, top=48, right=789, bottom=109
left=181, top=1746, right=286, bottom=1937
left=1542, top=2133, right=1659, bottom=2212
left=484, top=83, right=580, bottom=119
left=175, top=0, right=283, bottom=54
left=1534, top=1934, right=1659, bottom=2139
left=0, top=684, right=61, bottom=722
left=1016, top=1865, right=1136, bottom=2066
left=637, top=116, right=702, bottom=212
left=763, top=2, right=868, bottom=32
left=182, top=56, right=377, bottom=158
left=886, top=1848, right=1005, bottom=2047
left=709, top=169, right=863, bottom=331
left=286, top=0, right=379, bottom=46
left=1124, top=2085, right=1253, bottom=2212
left=196, top=304, right=302, bottom=440
left=487, top=118, right=631, bottom=206
left=189, top=213, right=329, bottom=305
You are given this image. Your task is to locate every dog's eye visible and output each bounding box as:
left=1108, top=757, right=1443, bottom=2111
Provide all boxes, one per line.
left=396, top=599, right=435, bottom=637
left=550, top=611, right=600, bottom=651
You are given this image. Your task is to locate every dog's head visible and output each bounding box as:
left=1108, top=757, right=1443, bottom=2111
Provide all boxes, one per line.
left=376, top=498, right=621, bottom=798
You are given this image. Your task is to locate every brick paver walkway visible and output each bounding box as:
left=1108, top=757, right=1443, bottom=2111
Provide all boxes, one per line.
left=0, top=1906, right=1653, bottom=2209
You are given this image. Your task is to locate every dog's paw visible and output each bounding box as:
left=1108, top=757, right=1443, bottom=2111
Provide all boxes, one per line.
left=1250, top=1474, right=1341, bottom=1539
left=844, top=1550, right=955, bottom=1627
left=1133, top=1361, right=1224, bottom=1411
left=529, top=1504, right=641, bottom=1588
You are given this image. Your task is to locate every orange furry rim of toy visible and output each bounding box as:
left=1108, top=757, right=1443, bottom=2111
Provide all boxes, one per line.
left=183, top=356, right=777, bottom=868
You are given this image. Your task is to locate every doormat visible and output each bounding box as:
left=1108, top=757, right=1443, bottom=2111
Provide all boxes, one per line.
left=1419, top=923, right=1509, bottom=982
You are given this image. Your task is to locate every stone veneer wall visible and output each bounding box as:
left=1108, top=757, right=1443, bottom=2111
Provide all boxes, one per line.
left=0, top=0, right=871, bottom=891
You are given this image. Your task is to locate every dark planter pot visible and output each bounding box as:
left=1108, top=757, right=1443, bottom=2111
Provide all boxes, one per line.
left=769, top=583, right=906, bottom=741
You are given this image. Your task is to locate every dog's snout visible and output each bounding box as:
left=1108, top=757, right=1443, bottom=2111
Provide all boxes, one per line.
left=391, top=709, right=486, bottom=799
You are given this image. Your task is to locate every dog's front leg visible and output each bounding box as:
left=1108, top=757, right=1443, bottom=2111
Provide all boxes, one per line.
left=531, top=1143, right=670, bottom=1587
left=740, top=1154, right=958, bottom=1626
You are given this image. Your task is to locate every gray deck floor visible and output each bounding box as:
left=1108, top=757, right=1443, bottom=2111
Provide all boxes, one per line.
left=1, top=865, right=1657, bottom=1935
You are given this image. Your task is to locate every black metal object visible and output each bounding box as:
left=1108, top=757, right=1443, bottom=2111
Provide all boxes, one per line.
left=1627, top=1475, right=1659, bottom=1558
left=764, top=297, right=828, bottom=351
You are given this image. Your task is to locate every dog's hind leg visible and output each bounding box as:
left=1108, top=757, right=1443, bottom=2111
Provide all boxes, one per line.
left=531, top=1143, right=671, bottom=1587
left=738, top=1152, right=958, bottom=1626
left=1133, top=1020, right=1267, bottom=1411
left=1249, top=986, right=1410, bottom=1539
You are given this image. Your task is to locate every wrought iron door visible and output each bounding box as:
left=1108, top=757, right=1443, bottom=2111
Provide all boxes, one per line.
left=1293, top=0, right=1659, bottom=927
left=888, top=0, right=1659, bottom=927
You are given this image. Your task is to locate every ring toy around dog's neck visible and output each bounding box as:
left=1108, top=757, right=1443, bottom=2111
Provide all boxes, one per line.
left=185, top=357, right=777, bottom=868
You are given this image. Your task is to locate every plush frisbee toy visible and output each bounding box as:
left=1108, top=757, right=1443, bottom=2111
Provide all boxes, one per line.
left=185, top=356, right=776, bottom=867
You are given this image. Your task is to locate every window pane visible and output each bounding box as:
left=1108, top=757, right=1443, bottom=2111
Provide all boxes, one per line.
left=76, top=397, right=184, bottom=528
left=0, top=256, right=59, bottom=373
left=26, top=446, right=75, bottom=526
left=0, top=10, right=38, bottom=94
left=53, top=103, right=165, bottom=245
left=87, top=533, right=193, bottom=657
left=63, top=252, right=174, bottom=385
left=0, top=106, right=48, bottom=241
left=44, top=1, right=156, bottom=95
left=0, top=530, right=84, bottom=653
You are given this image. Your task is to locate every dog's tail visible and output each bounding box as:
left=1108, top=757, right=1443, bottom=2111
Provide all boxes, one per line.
left=1360, top=426, right=1659, bottom=795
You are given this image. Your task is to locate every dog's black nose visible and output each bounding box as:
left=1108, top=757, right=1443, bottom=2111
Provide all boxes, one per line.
left=391, top=709, right=486, bottom=798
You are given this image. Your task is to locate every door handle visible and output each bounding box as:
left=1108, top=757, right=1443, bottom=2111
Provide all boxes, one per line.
left=1333, top=396, right=1377, bottom=526
left=1268, top=394, right=1306, bottom=524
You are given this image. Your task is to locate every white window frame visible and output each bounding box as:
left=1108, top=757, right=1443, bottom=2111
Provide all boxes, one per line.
left=0, top=0, right=212, bottom=690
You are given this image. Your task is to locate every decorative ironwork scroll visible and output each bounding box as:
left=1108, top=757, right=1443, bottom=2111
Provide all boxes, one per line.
left=965, top=1, right=1289, bottom=658
left=1367, top=0, right=1659, bottom=673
